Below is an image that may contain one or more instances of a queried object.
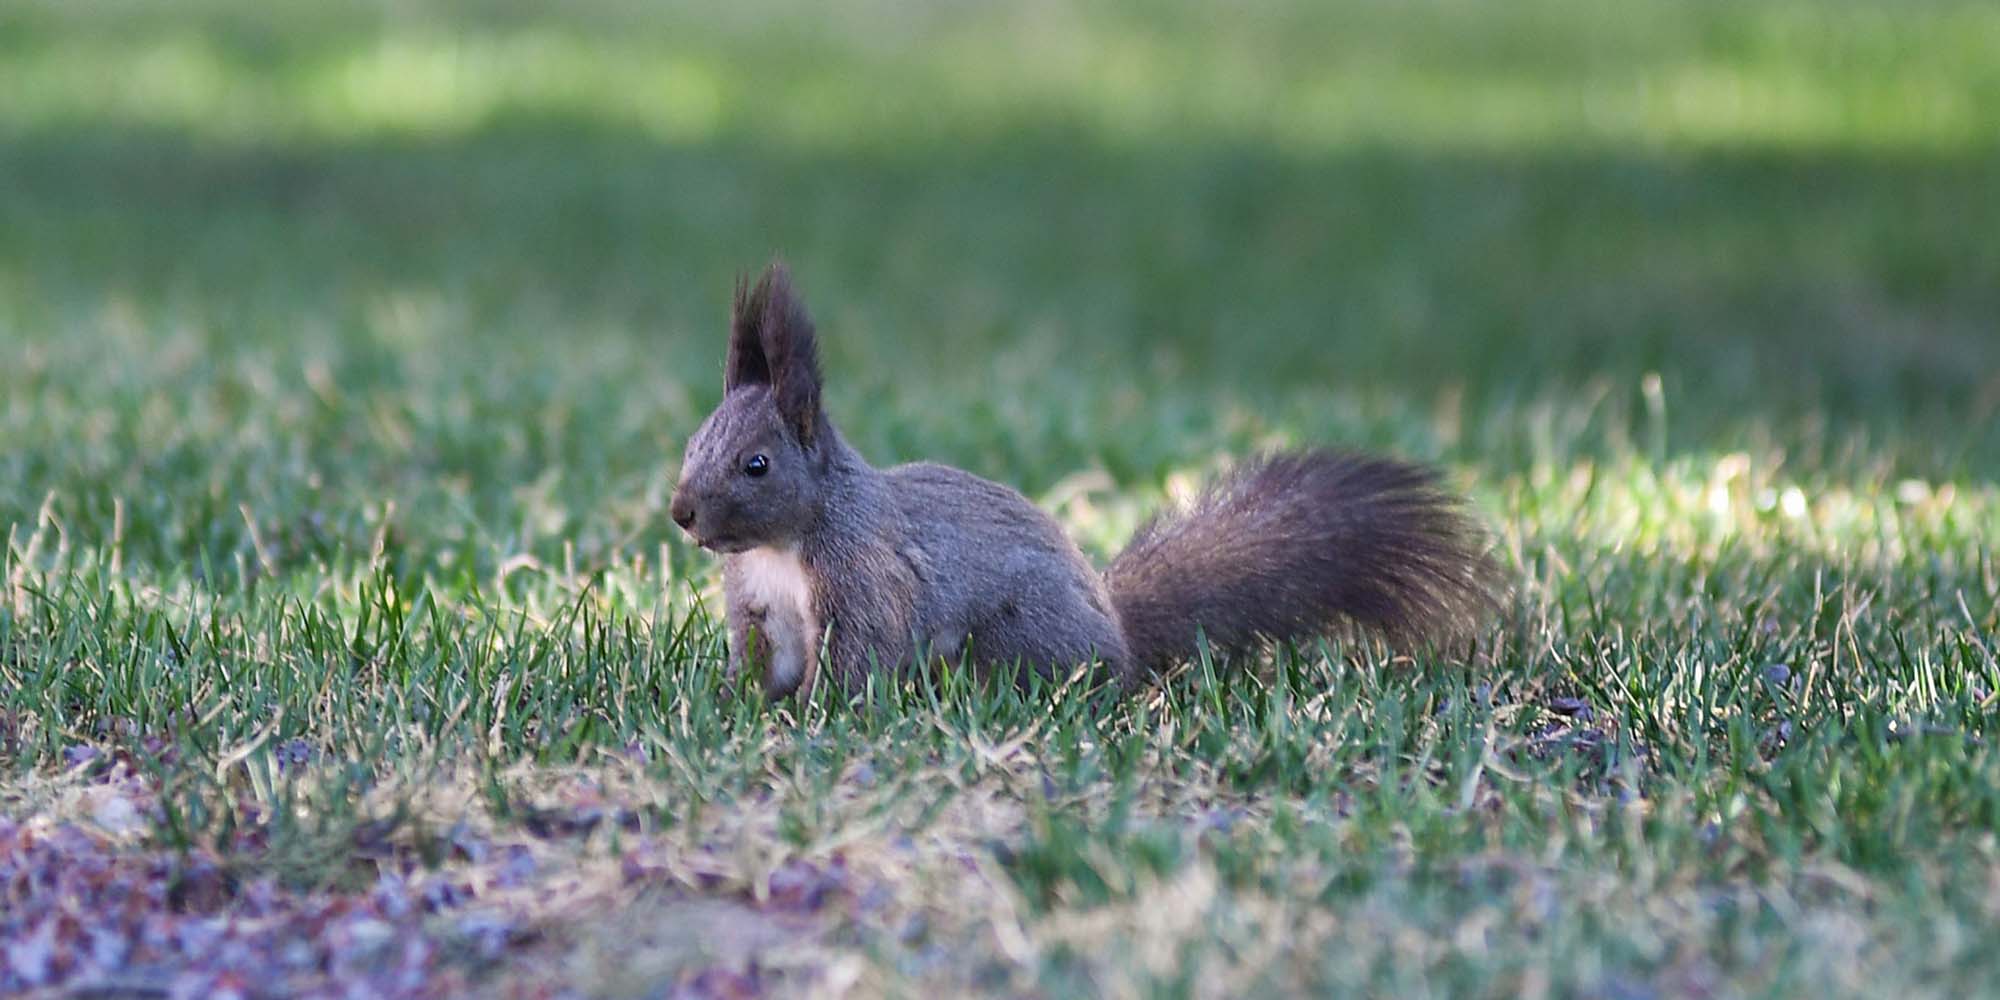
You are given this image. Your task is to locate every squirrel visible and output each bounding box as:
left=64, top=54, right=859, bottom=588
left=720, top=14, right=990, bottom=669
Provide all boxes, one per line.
left=669, top=264, right=1504, bottom=698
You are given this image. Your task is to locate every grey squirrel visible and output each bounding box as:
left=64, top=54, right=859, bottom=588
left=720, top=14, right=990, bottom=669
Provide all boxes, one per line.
left=670, top=264, right=1504, bottom=697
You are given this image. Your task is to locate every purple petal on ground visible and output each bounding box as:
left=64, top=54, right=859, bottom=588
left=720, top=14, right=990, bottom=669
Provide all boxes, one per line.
left=374, top=872, right=413, bottom=919
left=456, top=912, right=516, bottom=960
left=674, top=963, right=766, bottom=1000
left=173, top=917, right=225, bottom=956
left=87, top=926, right=132, bottom=971
left=274, top=738, right=319, bottom=772
left=449, top=822, right=490, bottom=863
left=423, top=878, right=472, bottom=911
left=496, top=844, right=537, bottom=887
left=765, top=857, right=852, bottom=914
left=5, top=918, right=58, bottom=987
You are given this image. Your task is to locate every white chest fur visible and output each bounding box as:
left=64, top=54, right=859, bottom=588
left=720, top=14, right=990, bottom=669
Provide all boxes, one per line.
left=731, top=546, right=815, bottom=622
left=726, top=546, right=819, bottom=692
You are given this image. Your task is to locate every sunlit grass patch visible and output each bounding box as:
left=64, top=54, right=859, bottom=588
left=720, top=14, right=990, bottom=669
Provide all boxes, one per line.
left=4, top=1, right=1999, bottom=153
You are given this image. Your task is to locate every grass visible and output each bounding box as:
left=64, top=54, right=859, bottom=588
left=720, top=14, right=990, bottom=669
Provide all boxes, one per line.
left=3, top=0, right=1999, bottom=996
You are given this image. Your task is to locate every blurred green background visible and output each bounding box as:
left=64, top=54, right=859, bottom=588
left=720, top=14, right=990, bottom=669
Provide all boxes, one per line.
left=3, top=0, right=1997, bottom=577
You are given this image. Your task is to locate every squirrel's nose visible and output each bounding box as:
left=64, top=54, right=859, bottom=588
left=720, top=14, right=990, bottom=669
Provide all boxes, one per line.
left=669, top=494, right=696, bottom=532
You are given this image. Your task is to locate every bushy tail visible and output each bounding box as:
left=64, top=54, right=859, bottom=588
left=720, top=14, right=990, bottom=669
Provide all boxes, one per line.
left=1105, top=450, right=1505, bottom=673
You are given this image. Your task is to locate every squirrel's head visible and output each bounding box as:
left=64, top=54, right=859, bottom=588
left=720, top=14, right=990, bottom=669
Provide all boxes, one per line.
left=670, top=264, right=828, bottom=553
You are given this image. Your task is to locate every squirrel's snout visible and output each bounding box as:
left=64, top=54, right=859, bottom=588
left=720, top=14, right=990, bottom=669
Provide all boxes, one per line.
left=669, top=493, right=697, bottom=532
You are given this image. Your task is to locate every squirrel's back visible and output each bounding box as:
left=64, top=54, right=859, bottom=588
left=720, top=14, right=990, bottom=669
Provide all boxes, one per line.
left=886, top=462, right=1128, bottom=677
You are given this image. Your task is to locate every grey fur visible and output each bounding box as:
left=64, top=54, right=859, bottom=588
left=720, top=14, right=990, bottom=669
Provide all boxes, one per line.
left=671, top=264, right=1503, bottom=697
left=1106, top=451, right=1504, bottom=673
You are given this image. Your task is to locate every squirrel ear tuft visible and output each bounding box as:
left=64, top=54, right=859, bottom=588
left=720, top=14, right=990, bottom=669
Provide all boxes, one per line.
left=730, top=262, right=824, bottom=446
left=725, top=273, right=772, bottom=392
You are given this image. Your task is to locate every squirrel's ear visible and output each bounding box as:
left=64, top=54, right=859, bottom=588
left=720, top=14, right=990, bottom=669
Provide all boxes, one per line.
left=725, top=273, right=772, bottom=392
left=736, top=263, right=824, bottom=446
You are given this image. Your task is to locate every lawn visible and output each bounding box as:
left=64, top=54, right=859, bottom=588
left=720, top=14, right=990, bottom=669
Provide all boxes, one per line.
left=3, top=0, right=1999, bottom=996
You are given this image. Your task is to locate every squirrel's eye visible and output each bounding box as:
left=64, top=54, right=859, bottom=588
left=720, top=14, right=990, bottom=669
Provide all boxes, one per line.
left=743, top=454, right=770, bottom=477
